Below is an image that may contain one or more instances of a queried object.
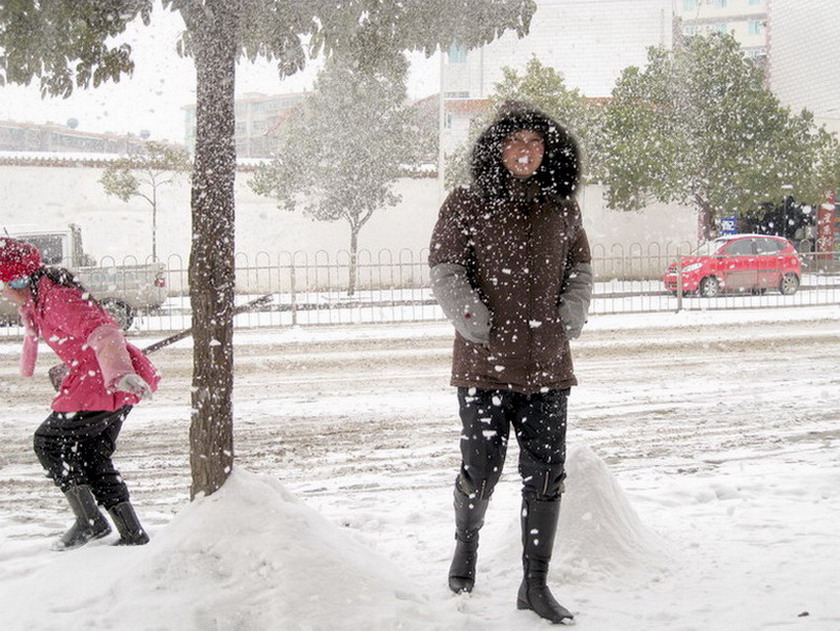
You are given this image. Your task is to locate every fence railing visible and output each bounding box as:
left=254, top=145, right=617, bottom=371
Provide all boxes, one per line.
left=2, top=246, right=838, bottom=337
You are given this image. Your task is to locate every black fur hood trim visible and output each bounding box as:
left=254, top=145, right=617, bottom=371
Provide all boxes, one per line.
left=470, top=100, right=579, bottom=202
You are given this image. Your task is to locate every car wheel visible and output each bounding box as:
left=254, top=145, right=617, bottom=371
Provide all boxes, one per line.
left=699, top=276, right=720, bottom=297
left=779, top=273, right=799, bottom=295
left=750, top=287, right=767, bottom=295
left=101, top=298, right=135, bottom=330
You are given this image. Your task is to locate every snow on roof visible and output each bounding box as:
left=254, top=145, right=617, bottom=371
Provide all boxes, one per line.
left=0, top=150, right=125, bottom=164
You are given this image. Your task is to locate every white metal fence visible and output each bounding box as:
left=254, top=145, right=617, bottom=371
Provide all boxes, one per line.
left=2, top=246, right=839, bottom=337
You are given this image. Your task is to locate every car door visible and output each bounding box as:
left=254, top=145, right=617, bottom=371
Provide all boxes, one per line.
left=754, top=237, right=785, bottom=289
left=718, top=237, right=758, bottom=291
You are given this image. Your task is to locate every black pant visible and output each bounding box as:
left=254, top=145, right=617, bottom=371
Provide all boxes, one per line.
left=456, top=388, right=569, bottom=502
left=33, top=406, right=132, bottom=509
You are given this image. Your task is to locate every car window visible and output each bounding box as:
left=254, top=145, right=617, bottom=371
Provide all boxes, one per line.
left=755, top=238, right=784, bottom=254
left=721, top=238, right=754, bottom=256
left=692, top=239, right=726, bottom=255
left=19, top=234, right=66, bottom=265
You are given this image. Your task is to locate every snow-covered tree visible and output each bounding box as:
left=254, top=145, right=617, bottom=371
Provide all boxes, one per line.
left=100, top=141, right=191, bottom=261
left=250, top=54, right=420, bottom=296
left=602, top=33, right=838, bottom=239
left=444, top=56, right=603, bottom=189
left=0, top=0, right=536, bottom=498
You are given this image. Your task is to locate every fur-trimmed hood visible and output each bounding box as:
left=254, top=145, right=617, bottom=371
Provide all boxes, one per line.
left=470, top=100, right=579, bottom=202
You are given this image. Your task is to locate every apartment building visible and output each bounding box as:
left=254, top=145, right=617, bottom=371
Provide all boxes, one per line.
left=0, top=120, right=148, bottom=155
left=183, top=92, right=307, bottom=158
left=676, top=0, right=768, bottom=60
left=766, top=0, right=839, bottom=136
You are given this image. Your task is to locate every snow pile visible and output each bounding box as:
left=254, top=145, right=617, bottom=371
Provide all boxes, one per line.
left=492, top=445, right=668, bottom=587
left=554, top=446, right=669, bottom=581
left=0, top=470, right=448, bottom=630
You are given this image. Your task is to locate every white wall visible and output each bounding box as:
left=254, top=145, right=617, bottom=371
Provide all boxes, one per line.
left=1, top=164, right=696, bottom=280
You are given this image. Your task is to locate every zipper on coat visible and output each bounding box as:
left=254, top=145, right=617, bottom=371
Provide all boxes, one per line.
left=525, top=211, right=536, bottom=385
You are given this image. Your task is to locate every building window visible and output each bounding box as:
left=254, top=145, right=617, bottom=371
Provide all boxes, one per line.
left=713, top=22, right=728, bottom=33
left=683, top=0, right=696, bottom=10
left=748, top=20, right=763, bottom=35
left=448, top=44, right=468, bottom=64
left=748, top=0, right=762, bottom=5
left=683, top=24, right=697, bottom=36
left=715, top=0, right=727, bottom=7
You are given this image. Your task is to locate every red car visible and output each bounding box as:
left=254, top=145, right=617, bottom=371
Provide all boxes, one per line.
left=663, top=234, right=802, bottom=297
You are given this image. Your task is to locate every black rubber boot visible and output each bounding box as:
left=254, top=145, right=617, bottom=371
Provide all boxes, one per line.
left=516, top=498, right=574, bottom=624
left=107, top=502, right=150, bottom=546
left=448, top=486, right=490, bottom=594
left=53, top=485, right=112, bottom=551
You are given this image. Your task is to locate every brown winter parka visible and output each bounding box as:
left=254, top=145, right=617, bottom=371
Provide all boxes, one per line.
left=429, top=102, right=592, bottom=394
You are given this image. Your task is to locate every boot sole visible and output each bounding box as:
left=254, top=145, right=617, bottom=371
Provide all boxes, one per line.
left=517, top=598, right=575, bottom=623
left=53, top=526, right=112, bottom=552
left=448, top=579, right=474, bottom=594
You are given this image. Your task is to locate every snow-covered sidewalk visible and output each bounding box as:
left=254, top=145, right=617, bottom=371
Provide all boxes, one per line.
left=0, top=307, right=838, bottom=630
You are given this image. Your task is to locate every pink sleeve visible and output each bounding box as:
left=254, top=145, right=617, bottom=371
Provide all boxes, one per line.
left=87, top=323, right=134, bottom=390
left=20, top=333, right=38, bottom=377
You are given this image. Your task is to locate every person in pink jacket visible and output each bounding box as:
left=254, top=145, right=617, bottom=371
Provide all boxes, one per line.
left=0, top=237, right=160, bottom=550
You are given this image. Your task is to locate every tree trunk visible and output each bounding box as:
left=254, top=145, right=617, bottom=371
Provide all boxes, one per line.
left=151, top=185, right=158, bottom=262
left=185, top=2, right=239, bottom=499
left=347, top=224, right=359, bottom=296
left=696, top=196, right=715, bottom=241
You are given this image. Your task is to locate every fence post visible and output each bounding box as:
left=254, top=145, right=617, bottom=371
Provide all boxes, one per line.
left=290, top=260, right=298, bottom=327
left=676, top=258, right=683, bottom=313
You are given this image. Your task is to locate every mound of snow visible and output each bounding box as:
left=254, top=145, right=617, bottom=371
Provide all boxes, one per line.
left=495, top=445, right=669, bottom=584
left=554, top=445, right=670, bottom=581
left=1, top=469, right=448, bottom=630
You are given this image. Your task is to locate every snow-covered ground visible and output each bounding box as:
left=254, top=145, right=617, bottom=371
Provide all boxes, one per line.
left=0, top=306, right=838, bottom=630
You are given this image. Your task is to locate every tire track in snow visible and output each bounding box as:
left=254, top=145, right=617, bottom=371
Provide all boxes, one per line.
left=0, top=318, right=837, bottom=543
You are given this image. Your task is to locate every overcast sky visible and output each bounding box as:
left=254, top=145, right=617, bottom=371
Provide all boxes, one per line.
left=0, top=9, right=441, bottom=145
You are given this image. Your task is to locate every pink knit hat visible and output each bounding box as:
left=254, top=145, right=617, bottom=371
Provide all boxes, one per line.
left=0, top=238, right=43, bottom=283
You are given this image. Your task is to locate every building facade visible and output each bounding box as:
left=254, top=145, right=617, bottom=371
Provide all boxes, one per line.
left=676, top=0, right=768, bottom=60
left=766, top=0, right=839, bottom=136
left=440, top=0, right=675, bottom=152
left=0, top=120, right=148, bottom=155
left=183, top=92, right=306, bottom=158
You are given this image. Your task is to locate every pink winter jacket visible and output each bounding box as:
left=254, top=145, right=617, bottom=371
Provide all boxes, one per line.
left=19, top=275, right=160, bottom=412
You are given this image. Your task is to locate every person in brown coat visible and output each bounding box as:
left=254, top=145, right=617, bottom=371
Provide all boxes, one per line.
left=429, top=101, right=592, bottom=624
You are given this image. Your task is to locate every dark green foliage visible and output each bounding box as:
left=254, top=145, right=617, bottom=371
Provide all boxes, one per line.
left=0, top=0, right=153, bottom=97
left=602, top=33, right=839, bottom=237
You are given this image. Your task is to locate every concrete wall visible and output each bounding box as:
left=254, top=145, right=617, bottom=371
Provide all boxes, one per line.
left=1, top=164, right=696, bottom=284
